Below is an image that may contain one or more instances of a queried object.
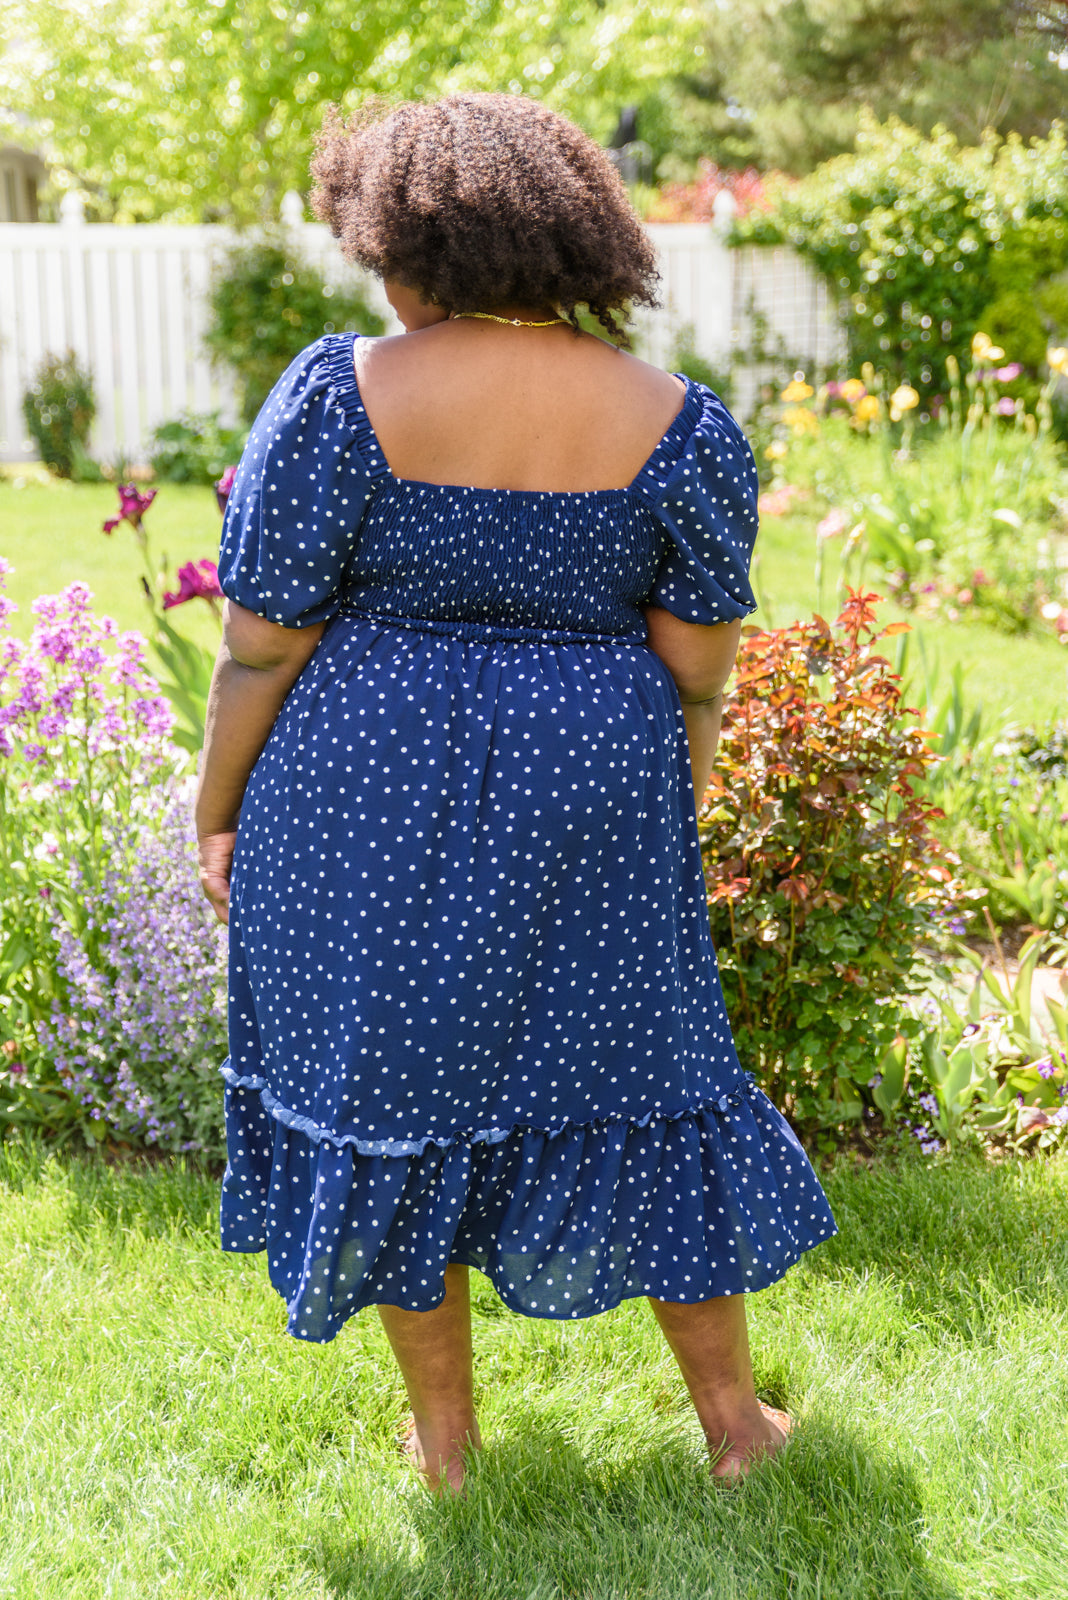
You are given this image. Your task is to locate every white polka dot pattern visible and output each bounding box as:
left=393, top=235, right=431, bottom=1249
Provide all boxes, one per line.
left=215, top=335, right=836, bottom=1343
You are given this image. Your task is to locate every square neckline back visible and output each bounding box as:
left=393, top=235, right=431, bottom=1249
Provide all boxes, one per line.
left=330, top=332, right=704, bottom=501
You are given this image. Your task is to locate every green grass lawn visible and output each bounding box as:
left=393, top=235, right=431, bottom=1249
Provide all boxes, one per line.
left=1, top=482, right=1064, bottom=730
left=0, top=480, right=224, bottom=657
left=1, top=1136, right=1065, bottom=1600
left=751, top=513, right=1066, bottom=730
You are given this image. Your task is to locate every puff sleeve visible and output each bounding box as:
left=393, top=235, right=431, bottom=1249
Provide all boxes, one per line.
left=217, top=336, right=380, bottom=627
left=639, top=384, right=759, bottom=625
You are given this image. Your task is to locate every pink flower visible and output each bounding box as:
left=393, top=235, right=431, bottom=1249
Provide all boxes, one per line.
left=994, top=364, right=1022, bottom=381
left=757, top=485, right=801, bottom=518
left=162, top=560, right=223, bottom=610
left=995, top=396, right=1016, bottom=416
left=215, top=465, right=238, bottom=515
left=816, top=508, right=849, bottom=540
left=972, top=569, right=990, bottom=587
left=103, top=484, right=157, bottom=535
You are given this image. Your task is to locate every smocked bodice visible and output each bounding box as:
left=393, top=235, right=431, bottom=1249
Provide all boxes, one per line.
left=344, top=480, right=666, bottom=634
left=217, top=334, right=761, bottom=639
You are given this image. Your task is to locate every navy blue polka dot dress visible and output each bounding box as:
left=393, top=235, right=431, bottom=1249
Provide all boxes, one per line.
left=215, top=334, right=836, bottom=1342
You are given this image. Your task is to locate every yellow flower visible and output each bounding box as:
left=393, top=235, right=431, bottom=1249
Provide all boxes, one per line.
left=1048, top=347, right=1068, bottom=376
left=889, top=385, right=920, bottom=413
left=765, top=440, right=788, bottom=460
left=980, top=346, right=1005, bottom=363
left=780, top=380, right=814, bottom=402
left=971, top=331, right=992, bottom=358
left=854, top=395, right=881, bottom=423
left=783, top=405, right=819, bottom=434
left=839, top=378, right=866, bottom=403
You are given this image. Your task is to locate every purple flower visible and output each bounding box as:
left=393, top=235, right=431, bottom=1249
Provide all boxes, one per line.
left=1037, top=1058, right=1058, bottom=1080
left=162, top=560, right=223, bottom=611
left=103, top=483, right=157, bottom=535
left=214, top=465, right=238, bottom=515
left=38, top=788, right=227, bottom=1153
left=918, top=1092, right=938, bottom=1116
left=947, top=917, right=966, bottom=936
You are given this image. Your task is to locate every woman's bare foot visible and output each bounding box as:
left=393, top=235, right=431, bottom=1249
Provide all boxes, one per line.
left=399, top=1411, right=480, bottom=1493
left=707, top=1401, right=793, bottom=1480
left=379, top=1267, right=481, bottom=1494
left=648, top=1293, right=795, bottom=1482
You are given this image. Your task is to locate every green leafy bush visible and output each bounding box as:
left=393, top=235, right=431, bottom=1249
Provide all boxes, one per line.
left=20, top=349, right=97, bottom=478
left=205, top=238, right=386, bottom=423
left=735, top=117, right=1068, bottom=404
left=149, top=412, right=247, bottom=485
left=701, top=591, right=953, bottom=1125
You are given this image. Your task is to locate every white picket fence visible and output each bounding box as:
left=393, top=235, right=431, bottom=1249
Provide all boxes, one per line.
left=0, top=201, right=845, bottom=465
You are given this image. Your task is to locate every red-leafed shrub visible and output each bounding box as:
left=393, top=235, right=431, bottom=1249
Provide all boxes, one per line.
left=647, top=159, right=774, bottom=223
left=701, top=592, right=955, bottom=1124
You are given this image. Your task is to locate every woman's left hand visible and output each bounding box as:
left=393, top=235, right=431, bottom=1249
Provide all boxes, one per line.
left=198, top=830, right=237, bottom=924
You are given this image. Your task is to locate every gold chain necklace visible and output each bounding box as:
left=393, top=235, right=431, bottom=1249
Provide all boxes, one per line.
left=452, top=311, right=567, bottom=327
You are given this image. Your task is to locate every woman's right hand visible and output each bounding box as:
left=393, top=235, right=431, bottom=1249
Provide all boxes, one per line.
left=198, top=830, right=237, bottom=924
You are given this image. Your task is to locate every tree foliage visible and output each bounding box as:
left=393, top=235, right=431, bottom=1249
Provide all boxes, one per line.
left=675, top=0, right=1068, bottom=175
left=0, top=0, right=701, bottom=222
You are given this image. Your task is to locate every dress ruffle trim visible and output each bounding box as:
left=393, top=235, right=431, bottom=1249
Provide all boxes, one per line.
left=218, top=1060, right=758, bottom=1157
left=218, top=1067, right=838, bottom=1342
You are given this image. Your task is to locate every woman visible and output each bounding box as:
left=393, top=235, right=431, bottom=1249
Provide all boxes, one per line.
left=196, top=92, right=836, bottom=1493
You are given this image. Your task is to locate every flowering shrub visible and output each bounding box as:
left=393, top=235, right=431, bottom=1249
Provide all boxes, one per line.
left=206, top=238, right=385, bottom=423
left=647, top=160, right=772, bottom=222
left=702, top=591, right=954, bottom=1125
left=0, top=564, right=226, bottom=1153
left=36, top=789, right=227, bottom=1153
left=149, top=411, right=246, bottom=486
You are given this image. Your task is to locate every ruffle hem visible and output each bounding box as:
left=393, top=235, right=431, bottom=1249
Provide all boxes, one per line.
left=219, top=1065, right=837, bottom=1343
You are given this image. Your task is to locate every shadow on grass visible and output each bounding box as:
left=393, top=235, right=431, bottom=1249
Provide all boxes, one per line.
left=310, top=1421, right=962, bottom=1600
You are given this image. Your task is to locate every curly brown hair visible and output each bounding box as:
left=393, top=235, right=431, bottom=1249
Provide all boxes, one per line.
left=309, top=93, right=660, bottom=345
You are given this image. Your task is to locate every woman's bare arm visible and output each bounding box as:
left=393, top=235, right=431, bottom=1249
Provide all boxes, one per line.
left=195, top=601, right=325, bottom=922
left=644, top=608, right=742, bottom=811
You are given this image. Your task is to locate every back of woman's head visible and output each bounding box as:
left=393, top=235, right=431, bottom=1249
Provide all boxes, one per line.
left=310, top=92, right=660, bottom=344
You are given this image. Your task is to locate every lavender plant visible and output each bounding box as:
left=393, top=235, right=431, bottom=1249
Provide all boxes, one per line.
left=38, top=788, right=227, bottom=1153
left=0, top=562, right=226, bottom=1152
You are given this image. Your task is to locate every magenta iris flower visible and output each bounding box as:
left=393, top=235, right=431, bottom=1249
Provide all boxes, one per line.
left=103, top=483, right=158, bottom=535
left=214, top=465, right=238, bottom=515
left=162, top=559, right=224, bottom=611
